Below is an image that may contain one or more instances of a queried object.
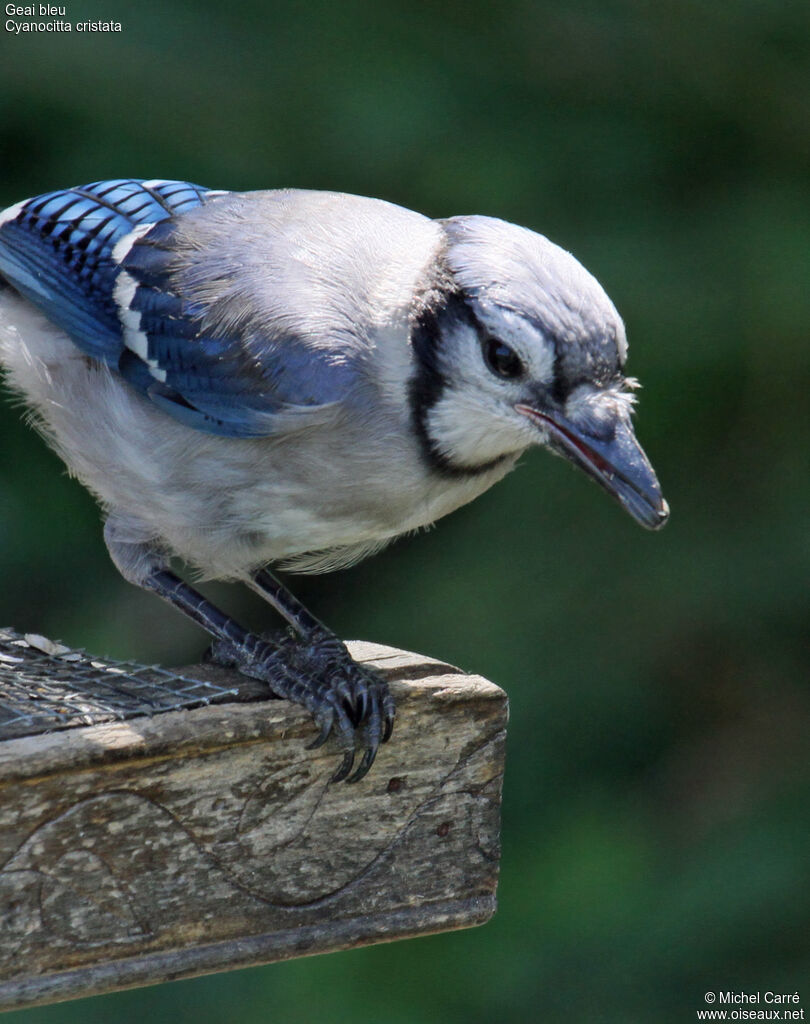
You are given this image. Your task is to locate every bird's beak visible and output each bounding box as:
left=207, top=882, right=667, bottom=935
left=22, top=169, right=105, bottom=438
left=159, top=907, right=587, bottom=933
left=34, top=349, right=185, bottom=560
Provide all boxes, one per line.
left=516, top=404, right=669, bottom=530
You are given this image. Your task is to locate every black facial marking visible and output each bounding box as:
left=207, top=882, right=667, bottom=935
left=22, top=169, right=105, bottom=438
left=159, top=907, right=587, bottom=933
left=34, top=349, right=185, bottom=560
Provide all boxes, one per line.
left=544, top=322, right=625, bottom=411
left=549, top=348, right=569, bottom=406
left=556, top=321, right=623, bottom=390
left=408, top=282, right=511, bottom=479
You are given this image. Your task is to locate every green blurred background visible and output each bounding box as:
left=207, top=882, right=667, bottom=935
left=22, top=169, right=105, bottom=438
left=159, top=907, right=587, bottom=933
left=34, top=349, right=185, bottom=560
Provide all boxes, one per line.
left=1, top=1, right=808, bottom=1021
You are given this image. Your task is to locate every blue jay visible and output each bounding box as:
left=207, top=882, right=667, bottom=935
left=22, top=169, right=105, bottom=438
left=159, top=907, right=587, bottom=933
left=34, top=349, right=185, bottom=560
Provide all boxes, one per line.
left=0, top=179, right=668, bottom=782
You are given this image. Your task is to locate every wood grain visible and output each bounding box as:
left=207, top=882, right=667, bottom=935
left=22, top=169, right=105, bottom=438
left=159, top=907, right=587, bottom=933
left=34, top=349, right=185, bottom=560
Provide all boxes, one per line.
left=0, top=641, right=507, bottom=1011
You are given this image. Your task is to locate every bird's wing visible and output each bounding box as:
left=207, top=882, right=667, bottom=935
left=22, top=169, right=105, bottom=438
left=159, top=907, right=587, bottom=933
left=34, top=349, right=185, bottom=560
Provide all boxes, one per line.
left=0, top=179, right=354, bottom=437
left=0, top=179, right=214, bottom=364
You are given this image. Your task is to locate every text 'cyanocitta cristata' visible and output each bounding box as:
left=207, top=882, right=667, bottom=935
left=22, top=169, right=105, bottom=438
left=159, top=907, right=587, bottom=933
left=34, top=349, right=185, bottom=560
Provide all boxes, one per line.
left=0, top=179, right=669, bottom=781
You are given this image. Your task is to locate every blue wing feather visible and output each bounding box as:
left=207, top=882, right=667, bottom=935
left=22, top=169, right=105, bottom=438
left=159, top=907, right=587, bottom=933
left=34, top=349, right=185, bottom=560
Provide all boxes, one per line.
left=0, top=179, right=321, bottom=437
left=116, top=214, right=343, bottom=436
left=0, top=178, right=214, bottom=363
left=0, top=179, right=354, bottom=438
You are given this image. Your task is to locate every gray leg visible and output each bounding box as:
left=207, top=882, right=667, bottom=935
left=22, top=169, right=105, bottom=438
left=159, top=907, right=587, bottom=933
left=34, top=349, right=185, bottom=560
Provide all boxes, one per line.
left=246, top=568, right=396, bottom=781
left=104, top=517, right=393, bottom=782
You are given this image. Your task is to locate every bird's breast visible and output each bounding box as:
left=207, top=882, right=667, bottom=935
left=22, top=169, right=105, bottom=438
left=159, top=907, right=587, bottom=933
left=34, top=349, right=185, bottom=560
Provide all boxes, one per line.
left=0, top=298, right=517, bottom=579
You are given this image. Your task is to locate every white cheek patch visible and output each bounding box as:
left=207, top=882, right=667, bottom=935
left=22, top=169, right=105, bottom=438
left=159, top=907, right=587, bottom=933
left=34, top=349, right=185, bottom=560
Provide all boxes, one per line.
left=426, top=387, right=535, bottom=467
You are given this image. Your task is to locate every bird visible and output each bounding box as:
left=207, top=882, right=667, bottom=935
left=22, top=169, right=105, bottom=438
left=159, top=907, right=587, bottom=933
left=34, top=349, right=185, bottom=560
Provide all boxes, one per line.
left=0, top=178, right=669, bottom=783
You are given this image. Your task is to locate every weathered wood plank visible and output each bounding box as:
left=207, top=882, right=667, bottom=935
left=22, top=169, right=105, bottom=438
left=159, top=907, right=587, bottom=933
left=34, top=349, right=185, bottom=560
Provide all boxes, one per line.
left=0, top=640, right=507, bottom=1011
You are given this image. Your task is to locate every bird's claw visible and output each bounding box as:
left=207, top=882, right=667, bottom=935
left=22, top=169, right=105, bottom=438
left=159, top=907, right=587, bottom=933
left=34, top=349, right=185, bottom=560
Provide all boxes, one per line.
left=215, top=630, right=394, bottom=783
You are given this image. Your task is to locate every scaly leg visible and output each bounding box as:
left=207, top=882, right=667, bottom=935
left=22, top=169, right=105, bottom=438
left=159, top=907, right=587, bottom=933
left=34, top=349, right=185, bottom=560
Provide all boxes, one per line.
left=247, top=568, right=395, bottom=779
left=104, top=517, right=394, bottom=782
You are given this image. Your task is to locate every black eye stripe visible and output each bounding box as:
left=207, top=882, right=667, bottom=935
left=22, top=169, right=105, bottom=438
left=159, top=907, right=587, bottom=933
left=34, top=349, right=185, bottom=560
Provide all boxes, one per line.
left=483, top=337, right=524, bottom=380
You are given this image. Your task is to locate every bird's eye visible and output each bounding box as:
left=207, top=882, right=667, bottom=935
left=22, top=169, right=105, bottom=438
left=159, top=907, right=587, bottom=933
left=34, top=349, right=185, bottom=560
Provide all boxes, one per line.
left=483, top=337, right=524, bottom=380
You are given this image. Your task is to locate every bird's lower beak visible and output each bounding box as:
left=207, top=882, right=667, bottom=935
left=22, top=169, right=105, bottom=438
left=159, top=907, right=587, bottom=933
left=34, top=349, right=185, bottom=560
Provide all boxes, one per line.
left=516, top=404, right=670, bottom=530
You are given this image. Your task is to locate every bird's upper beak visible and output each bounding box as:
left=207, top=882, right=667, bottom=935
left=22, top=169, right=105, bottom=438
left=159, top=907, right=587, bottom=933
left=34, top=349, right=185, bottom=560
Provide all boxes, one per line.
left=516, top=404, right=669, bottom=530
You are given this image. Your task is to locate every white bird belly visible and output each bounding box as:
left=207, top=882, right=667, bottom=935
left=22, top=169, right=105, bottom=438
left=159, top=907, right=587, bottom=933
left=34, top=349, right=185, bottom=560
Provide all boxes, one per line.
left=0, top=293, right=514, bottom=579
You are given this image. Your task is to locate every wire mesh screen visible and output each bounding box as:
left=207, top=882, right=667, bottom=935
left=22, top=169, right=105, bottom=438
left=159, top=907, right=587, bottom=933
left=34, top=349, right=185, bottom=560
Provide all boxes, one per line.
left=0, top=627, right=245, bottom=741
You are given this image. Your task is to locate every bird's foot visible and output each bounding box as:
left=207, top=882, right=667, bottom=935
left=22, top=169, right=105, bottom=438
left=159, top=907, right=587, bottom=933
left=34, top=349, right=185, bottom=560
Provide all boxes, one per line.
left=207, top=631, right=395, bottom=783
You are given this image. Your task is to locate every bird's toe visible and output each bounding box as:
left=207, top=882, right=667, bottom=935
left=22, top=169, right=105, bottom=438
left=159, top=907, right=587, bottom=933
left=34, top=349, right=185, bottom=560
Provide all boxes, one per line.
left=211, top=630, right=395, bottom=783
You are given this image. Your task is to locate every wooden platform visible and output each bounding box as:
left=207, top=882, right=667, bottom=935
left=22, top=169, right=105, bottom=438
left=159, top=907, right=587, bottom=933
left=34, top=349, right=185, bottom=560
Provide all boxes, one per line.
left=0, top=633, right=507, bottom=1011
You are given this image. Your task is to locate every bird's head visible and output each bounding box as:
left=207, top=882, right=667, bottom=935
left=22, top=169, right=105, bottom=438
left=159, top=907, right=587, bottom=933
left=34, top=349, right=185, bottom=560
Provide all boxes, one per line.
left=409, top=214, right=669, bottom=530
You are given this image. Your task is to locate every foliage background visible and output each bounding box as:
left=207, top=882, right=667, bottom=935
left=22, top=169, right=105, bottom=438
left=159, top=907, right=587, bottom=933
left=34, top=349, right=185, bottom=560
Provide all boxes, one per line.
left=1, top=2, right=808, bottom=1021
